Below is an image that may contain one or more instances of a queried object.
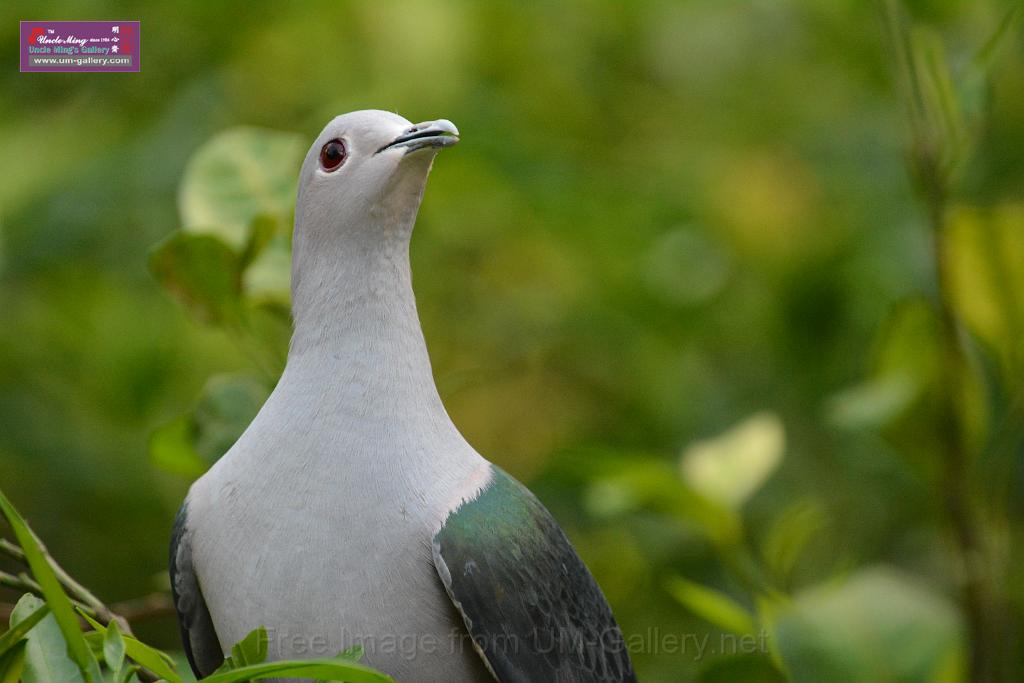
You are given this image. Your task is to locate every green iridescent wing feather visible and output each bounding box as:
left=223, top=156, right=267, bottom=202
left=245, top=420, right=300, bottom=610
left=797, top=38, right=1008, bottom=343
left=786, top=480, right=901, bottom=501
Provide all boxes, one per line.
left=432, top=466, right=636, bottom=683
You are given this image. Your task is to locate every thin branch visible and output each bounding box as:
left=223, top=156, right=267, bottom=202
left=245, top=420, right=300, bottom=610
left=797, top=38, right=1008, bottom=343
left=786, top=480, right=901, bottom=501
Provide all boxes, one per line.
left=1, top=536, right=132, bottom=635
left=0, top=569, right=104, bottom=619
left=109, top=592, right=176, bottom=622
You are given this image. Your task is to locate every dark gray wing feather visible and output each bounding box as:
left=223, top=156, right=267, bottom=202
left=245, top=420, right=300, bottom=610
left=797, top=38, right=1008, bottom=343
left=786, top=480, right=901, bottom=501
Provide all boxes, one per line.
left=432, top=466, right=636, bottom=683
left=169, top=502, right=224, bottom=678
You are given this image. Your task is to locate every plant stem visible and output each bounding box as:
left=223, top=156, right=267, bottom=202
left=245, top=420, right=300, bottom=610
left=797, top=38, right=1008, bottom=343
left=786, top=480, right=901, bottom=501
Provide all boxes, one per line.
left=1, top=545, right=163, bottom=683
left=0, top=536, right=133, bottom=636
left=925, top=183, right=999, bottom=683
left=0, top=569, right=99, bottom=618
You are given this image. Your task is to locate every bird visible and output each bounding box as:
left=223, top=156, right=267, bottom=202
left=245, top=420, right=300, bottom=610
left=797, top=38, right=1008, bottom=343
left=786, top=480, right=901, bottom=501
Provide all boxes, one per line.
left=169, top=110, right=636, bottom=683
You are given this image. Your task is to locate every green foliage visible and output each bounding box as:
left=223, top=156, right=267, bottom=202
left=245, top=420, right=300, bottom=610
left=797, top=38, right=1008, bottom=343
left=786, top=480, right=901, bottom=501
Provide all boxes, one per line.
left=149, top=233, right=242, bottom=327
left=178, top=129, right=305, bottom=251
left=202, top=626, right=393, bottom=683
left=0, top=600, right=48, bottom=659
left=775, top=569, right=965, bottom=682
left=0, top=492, right=101, bottom=682
left=665, top=576, right=755, bottom=635
left=2, top=1, right=1024, bottom=682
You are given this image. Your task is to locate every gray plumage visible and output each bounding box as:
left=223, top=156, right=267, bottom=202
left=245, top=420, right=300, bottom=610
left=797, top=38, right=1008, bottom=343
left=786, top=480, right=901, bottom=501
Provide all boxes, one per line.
left=169, top=110, right=635, bottom=683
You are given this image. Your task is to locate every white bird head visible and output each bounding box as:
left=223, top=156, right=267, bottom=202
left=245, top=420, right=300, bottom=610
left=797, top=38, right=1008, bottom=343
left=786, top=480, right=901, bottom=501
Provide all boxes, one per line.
left=294, top=110, right=458, bottom=246
left=289, top=110, right=459, bottom=349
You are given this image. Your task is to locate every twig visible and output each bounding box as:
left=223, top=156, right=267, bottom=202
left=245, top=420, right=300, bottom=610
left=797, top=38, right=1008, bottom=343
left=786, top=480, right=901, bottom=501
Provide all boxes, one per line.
left=0, top=569, right=41, bottom=595
left=0, top=569, right=103, bottom=620
left=1, top=537, right=132, bottom=636
left=883, top=2, right=1003, bottom=678
left=1, top=539, right=162, bottom=682
left=926, top=184, right=1000, bottom=683
left=109, top=592, right=176, bottom=622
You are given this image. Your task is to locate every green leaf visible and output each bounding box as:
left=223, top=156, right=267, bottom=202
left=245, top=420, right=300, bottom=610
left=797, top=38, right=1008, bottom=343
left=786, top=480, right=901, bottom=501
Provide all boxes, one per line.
left=825, top=374, right=917, bottom=431
left=243, top=233, right=292, bottom=307
left=206, top=629, right=392, bottom=683
left=241, top=214, right=288, bottom=270
left=102, top=621, right=126, bottom=673
left=179, top=127, right=305, bottom=249
left=0, top=641, right=27, bottom=683
left=149, top=231, right=242, bottom=325
left=229, top=626, right=268, bottom=668
left=775, top=567, right=965, bottom=683
left=150, top=373, right=268, bottom=479
left=826, top=299, right=942, bottom=431
left=0, top=598, right=49, bottom=656
left=943, top=204, right=1024, bottom=374
left=680, top=412, right=785, bottom=509
left=213, top=626, right=268, bottom=673
left=583, top=459, right=742, bottom=545
left=337, top=644, right=364, bottom=661
left=10, top=594, right=85, bottom=683
left=0, top=492, right=101, bottom=681
left=760, top=500, right=828, bottom=585
left=202, top=659, right=395, bottom=683
left=80, top=613, right=181, bottom=683
left=115, top=663, right=138, bottom=683
left=665, top=575, right=755, bottom=635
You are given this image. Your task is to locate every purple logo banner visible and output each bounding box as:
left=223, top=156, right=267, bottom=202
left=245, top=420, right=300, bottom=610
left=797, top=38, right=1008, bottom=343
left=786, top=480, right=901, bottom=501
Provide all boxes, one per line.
left=20, top=21, right=140, bottom=73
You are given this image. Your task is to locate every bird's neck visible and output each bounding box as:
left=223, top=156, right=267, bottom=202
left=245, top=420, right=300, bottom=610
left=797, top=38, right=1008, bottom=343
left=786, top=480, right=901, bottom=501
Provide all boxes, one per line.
left=283, top=203, right=449, bottom=427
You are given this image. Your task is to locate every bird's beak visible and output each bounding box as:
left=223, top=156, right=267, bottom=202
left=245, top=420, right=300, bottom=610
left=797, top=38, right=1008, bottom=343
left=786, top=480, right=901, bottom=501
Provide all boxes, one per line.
left=377, top=120, right=460, bottom=155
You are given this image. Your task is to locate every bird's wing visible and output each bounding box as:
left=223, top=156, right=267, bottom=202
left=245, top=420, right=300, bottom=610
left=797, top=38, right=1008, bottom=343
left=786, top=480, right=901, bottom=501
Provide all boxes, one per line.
left=432, top=466, right=636, bottom=683
left=169, top=501, right=225, bottom=678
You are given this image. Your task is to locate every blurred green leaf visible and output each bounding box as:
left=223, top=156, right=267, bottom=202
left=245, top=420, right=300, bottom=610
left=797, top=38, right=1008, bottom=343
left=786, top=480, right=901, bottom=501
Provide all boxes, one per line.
left=0, top=598, right=48, bottom=656
left=149, top=232, right=242, bottom=326
left=179, top=128, right=305, bottom=250
left=0, top=493, right=101, bottom=681
left=665, top=575, right=755, bottom=635
left=775, top=567, right=965, bottom=683
left=150, top=373, right=268, bottom=476
left=583, top=459, right=742, bottom=545
left=943, top=204, right=1024, bottom=373
left=825, top=374, right=917, bottom=431
left=760, top=500, right=828, bottom=586
left=961, top=5, right=1024, bottom=124
left=0, top=641, right=27, bottom=683
left=10, top=594, right=84, bottom=683
left=827, top=299, right=942, bottom=431
left=243, top=234, right=292, bottom=307
left=241, top=214, right=286, bottom=270
left=680, top=412, right=785, bottom=510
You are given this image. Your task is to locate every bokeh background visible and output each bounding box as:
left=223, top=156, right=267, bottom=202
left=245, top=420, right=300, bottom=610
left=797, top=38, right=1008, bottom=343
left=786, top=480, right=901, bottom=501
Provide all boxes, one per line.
left=2, top=1, right=1023, bottom=681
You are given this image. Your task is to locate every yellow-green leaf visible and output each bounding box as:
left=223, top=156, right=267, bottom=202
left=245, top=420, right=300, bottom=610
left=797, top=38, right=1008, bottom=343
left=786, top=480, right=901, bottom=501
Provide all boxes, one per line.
left=179, top=128, right=304, bottom=249
left=666, top=575, right=756, bottom=635
left=680, top=412, right=785, bottom=509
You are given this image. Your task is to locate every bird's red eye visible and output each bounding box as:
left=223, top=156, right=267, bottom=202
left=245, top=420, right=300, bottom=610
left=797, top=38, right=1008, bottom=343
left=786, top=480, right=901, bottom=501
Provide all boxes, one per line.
left=319, top=139, right=347, bottom=172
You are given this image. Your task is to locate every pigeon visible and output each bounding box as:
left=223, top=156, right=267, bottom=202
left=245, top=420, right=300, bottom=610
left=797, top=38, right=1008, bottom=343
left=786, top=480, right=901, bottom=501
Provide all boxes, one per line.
left=170, top=110, right=636, bottom=683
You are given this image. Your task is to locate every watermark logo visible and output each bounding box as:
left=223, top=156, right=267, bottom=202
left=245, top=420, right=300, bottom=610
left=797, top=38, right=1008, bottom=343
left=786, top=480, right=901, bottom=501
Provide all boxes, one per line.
left=20, top=21, right=140, bottom=72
